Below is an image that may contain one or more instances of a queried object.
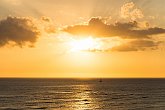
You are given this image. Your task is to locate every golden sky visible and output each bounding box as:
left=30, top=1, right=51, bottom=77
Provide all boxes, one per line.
left=0, top=0, right=165, bottom=78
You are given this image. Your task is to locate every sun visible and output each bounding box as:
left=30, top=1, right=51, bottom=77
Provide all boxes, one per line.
left=69, top=37, right=100, bottom=52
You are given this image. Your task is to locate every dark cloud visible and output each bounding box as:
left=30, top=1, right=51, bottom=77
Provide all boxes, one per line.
left=111, top=40, right=162, bottom=52
left=0, top=16, right=40, bottom=47
left=63, top=17, right=165, bottom=39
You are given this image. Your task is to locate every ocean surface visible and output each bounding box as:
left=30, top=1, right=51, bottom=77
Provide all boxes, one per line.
left=0, top=78, right=165, bottom=110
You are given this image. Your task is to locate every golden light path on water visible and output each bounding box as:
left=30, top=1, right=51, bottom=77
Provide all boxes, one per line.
left=72, top=84, right=96, bottom=110
left=53, top=84, right=100, bottom=110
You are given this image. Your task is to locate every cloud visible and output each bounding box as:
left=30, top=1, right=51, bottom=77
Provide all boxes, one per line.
left=63, top=17, right=165, bottom=39
left=0, top=16, right=40, bottom=47
left=82, top=39, right=163, bottom=52
left=0, top=16, right=57, bottom=48
left=41, top=16, right=52, bottom=22
left=41, top=16, right=56, bottom=33
left=85, top=39, right=163, bottom=52
left=111, top=40, right=162, bottom=52
left=120, top=2, right=144, bottom=20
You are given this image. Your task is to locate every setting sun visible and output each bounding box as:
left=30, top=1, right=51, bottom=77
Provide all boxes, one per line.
left=69, top=37, right=99, bottom=52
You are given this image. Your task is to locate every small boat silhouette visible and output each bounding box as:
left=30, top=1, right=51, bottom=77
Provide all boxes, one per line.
left=99, top=79, right=103, bottom=82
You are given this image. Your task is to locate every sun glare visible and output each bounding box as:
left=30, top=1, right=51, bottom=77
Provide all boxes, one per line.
left=69, top=37, right=100, bottom=52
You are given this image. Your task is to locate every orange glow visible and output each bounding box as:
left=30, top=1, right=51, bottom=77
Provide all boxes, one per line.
left=69, top=37, right=99, bottom=52
left=0, top=0, right=165, bottom=78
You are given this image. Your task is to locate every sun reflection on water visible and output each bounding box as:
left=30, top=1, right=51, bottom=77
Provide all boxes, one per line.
left=70, top=84, right=98, bottom=110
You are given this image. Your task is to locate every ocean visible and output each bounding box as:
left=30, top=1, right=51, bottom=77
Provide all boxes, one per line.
left=0, top=78, right=164, bottom=110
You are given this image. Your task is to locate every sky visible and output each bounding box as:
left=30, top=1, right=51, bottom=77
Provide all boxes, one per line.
left=0, top=0, right=165, bottom=78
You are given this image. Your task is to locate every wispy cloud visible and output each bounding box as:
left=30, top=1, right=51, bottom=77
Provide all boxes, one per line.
left=111, top=40, right=162, bottom=52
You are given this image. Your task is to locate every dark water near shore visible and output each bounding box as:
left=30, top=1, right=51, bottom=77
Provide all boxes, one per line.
left=0, top=78, right=165, bottom=110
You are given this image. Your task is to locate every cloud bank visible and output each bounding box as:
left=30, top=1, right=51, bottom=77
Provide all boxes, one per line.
left=64, top=17, right=165, bottom=52
left=64, top=17, right=165, bottom=39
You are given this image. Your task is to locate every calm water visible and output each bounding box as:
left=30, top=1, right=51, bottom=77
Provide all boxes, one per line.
left=0, top=78, right=165, bottom=110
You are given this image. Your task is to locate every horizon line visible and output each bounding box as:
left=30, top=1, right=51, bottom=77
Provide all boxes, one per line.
left=0, top=77, right=165, bottom=79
